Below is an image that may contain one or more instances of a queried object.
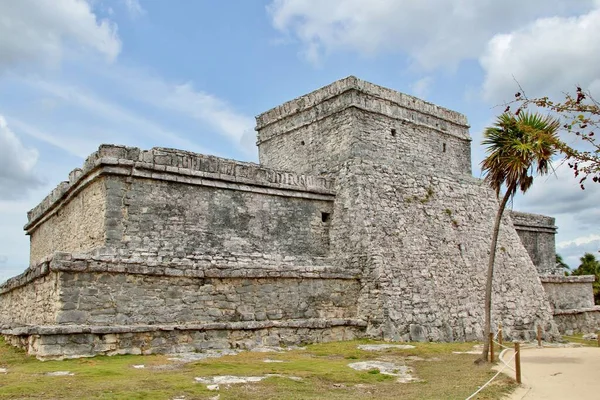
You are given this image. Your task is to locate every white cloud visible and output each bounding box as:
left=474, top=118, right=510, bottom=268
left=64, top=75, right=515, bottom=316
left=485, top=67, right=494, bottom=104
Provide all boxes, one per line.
left=0, top=0, right=121, bottom=71
left=7, top=116, right=99, bottom=159
left=0, top=115, right=43, bottom=199
left=91, top=66, right=257, bottom=156
left=480, top=6, right=600, bottom=102
left=123, top=0, right=145, bottom=18
left=163, top=82, right=255, bottom=144
left=515, top=164, right=600, bottom=219
left=558, top=234, right=600, bottom=249
left=557, top=236, right=600, bottom=270
left=410, top=77, right=433, bottom=99
left=0, top=254, right=12, bottom=284
left=11, top=68, right=257, bottom=160
left=0, top=199, right=39, bottom=280
left=9, top=78, right=213, bottom=159
left=268, top=0, right=595, bottom=69
left=33, top=79, right=203, bottom=146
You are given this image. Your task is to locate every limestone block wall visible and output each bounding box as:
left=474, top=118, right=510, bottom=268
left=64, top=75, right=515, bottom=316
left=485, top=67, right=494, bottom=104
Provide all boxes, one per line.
left=105, top=176, right=333, bottom=259
left=0, top=263, right=61, bottom=328
left=353, top=107, right=471, bottom=175
left=257, top=106, right=356, bottom=175
left=256, top=76, right=472, bottom=176
left=511, top=211, right=558, bottom=275
left=540, top=275, right=595, bottom=310
left=0, top=252, right=364, bottom=358
left=23, top=144, right=337, bottom=265
left=331, top=160, right=556, bottom=342
left=28, top=179, right=107, bottom=265
left=57, top=272, right=357, bottom=326
left=553, top=309, right=600, bottom=334
left=1, top=252, right=361, bottom=329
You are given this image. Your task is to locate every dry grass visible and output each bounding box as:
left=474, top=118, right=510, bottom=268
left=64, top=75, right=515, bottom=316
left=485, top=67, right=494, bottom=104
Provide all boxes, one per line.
left=561, top=333, right=599, bottom=347
left=0, top=338, right=517, bottom=399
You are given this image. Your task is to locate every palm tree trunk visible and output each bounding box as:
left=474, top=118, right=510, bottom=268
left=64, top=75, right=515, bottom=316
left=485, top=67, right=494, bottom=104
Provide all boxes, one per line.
left=479, top=187, right=514, bottom=362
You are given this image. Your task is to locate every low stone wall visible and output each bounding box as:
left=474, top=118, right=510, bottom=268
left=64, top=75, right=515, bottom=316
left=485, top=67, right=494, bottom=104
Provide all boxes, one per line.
left=552, top=308, right=600, bottom=335
left=0, top=261, right=60, bottom=328
left=540, top=275, right=595, bottom=310
left=0, top=252, right=364, bottom=358
left=57, top=272, right=358, bottom=326
left=29, top=179, right=107, bottom=265
left=3, top=320, right=366, bottom=360
left=539, top=276, right=598, bottom=334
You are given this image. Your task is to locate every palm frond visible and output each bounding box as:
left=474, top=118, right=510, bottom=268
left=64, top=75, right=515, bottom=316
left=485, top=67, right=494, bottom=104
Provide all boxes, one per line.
left=481, top=112, right=560, bottom=197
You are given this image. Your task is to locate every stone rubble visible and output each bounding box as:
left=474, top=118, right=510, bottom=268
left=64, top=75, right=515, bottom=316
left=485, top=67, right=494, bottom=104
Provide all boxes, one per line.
left=195, top=374, right=303, bottom=388
left=45, top=371, right=74, bottom=376
left=357, top=344, right=416, bottom=351
left=167, top=350, right=240, bottom=363
left=348, top=361, right=419, bottom=383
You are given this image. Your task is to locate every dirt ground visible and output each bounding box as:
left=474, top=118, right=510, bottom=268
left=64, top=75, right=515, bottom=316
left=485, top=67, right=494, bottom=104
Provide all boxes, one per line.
left=500, top=346, right=600, bottom=400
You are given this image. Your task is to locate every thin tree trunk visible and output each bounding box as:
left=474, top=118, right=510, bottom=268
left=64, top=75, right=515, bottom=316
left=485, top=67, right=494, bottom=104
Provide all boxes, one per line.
left=479, top=188, right=513, bottom=363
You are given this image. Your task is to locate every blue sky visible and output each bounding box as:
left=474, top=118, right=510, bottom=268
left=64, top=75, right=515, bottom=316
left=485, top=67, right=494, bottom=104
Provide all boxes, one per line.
left=1, top=0, right=599, bottom=281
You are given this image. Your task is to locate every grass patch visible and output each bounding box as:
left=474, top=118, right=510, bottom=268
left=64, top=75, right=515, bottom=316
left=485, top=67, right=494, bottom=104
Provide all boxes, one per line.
left=0, top=337, right=516, bottom=399
left=562, top=333, right=598, bottom=347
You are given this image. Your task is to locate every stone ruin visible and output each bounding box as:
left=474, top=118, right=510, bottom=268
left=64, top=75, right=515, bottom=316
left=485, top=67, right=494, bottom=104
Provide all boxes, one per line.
left=1, top=76, right=597, bottom=359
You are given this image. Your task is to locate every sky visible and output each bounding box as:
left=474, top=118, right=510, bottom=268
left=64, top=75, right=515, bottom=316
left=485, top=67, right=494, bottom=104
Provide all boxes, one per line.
left=1, top=0, right=599, bottom=282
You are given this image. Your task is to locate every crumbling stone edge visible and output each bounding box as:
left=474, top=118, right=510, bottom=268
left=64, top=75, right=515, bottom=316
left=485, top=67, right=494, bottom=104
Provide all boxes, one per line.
left=552, top=306, right=600, bottom=316
left=540, top=275, right=595, bottom=284
left=1, top=318, right=368, bottom=336
left=2, top=320, right=368, bottom=360
left=0, top=252, right=358, bottom=296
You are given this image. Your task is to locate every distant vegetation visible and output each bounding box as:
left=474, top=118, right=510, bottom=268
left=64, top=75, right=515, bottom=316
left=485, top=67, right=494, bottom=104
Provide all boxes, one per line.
left=570, top=253, right=600, bottom=305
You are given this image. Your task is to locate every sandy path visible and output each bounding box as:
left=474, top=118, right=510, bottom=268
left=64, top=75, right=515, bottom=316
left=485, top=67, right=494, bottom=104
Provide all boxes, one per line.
left=500, top=346, right=600, bottom=399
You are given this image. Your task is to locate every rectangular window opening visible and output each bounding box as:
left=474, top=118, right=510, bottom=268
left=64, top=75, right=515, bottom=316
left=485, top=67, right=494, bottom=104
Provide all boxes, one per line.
left=321, top=212, right=331, bottom=223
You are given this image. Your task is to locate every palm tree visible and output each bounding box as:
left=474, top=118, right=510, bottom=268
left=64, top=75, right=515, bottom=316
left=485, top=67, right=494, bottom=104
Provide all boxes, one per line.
left=556, top=254, right=570, bottom=275
left=478, top=112, right=560, bottom=363
left=571, top=253, right=600, bottom=304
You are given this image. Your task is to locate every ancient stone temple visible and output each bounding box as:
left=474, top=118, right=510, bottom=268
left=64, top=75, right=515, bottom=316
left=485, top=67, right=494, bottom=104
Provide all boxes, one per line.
left=0, top=76, right=595, bottom=359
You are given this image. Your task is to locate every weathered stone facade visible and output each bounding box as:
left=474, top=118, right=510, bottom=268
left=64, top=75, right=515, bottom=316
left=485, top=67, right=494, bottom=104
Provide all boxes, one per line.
left=510, top=214, right=598, bottom=333
left=540, top=275, right=600, bottom=334
left=542, top=275, right=595, bottom=311
left=511, top=211, right=559, bottom=275
left=1, top=76, right=593, bottom=359
left=551, top=309, right=600, bottom=335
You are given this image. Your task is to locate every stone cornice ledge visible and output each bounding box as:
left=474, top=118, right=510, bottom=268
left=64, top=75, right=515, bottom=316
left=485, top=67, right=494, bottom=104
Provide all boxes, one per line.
left=510, top=211, right=557, bottom=232
left=256, top=76, right=469, bottom=130
left=25, top=145, right=336, bottom=232
left=553, top=306, right=600, bottom=315
left=1, top=318, right=368, bottom=336
left=540, top=275, right=596, bottom=284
